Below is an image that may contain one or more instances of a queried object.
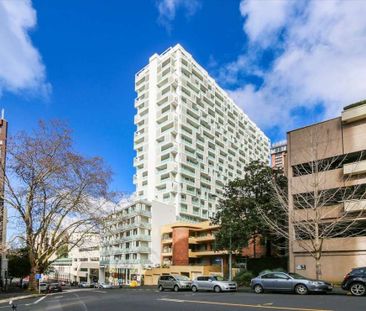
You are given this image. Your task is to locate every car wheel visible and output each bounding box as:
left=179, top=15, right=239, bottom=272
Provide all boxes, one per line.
left=254, top=284, right=264, bottom=294
left=350, top=283, right=366, bottom=296
left=158, top=285, right=164, bottom=292
left=214, top=285, right=221, bottom=293
left=173, top=285, right=179, bottom=292
left=295, top=284, right=308, bottom=295
left=191, top=285, right=198, bottom=293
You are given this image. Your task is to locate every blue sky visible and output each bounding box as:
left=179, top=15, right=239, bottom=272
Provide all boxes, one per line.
left=1, top=0, right=366, bottom=193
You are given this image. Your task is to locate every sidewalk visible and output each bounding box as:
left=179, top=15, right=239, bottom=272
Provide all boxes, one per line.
left=0, top=290, right=42, bottom=304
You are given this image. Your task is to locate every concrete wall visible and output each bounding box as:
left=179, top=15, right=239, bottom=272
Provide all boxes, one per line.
left=287, top=103, right=366, bottom=282
left=288, top=118, right=343, bottom=166
left=293, top=251, right=366, bottom=283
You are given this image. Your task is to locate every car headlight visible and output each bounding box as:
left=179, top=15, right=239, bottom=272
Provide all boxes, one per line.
left=310, top=281, right=323, bottom=286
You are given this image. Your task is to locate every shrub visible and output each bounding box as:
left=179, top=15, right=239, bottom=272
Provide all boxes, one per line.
left=247, top=257, right=288, bottom=276
left=258, top=267, right=286, bottom=276
left=233, top=270, right=254, bottom=287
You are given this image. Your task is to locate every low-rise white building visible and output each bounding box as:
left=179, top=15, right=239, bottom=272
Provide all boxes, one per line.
left=50, top=233, right=100, bottom=283
left=99, top=200, right=175, bottom=284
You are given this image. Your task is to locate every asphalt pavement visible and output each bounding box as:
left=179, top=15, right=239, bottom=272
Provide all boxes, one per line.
left=0, top=287, right=364, bottom=311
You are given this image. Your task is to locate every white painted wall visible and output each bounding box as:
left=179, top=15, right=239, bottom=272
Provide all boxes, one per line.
left=150, top=201, right=176, bottom=265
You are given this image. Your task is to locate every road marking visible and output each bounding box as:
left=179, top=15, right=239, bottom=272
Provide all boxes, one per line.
left=34, top=296, right=47, bottom=304
left=25, top=295, right=47, bottom=306
left=158, top=298, right=333, bottom=311
left=94, top=290, right=107, bottom=293
left=160, top=298, right=185, bottom=303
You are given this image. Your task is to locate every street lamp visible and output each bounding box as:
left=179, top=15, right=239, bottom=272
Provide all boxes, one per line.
left=228, top=225, right=232, bottom=281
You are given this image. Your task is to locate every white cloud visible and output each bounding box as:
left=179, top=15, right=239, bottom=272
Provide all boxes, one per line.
left=240, top=0, right=292, bottom=47
left=223, top=0, right=366, bottom=135
left=156, top=0, right=200, bottom=32
left=0, top=0, right=50, bottom=97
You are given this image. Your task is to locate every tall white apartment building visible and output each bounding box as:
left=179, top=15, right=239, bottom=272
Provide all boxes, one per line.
left=134, top=44, right=270, bottom=222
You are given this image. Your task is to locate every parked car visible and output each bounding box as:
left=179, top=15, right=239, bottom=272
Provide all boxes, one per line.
left=341, top=267, right=366, bottom=296
left=250, top=272, right=332, bottom=295
left=39, top=282, right=48, bottom=292
left=78, top=282, right=91, bottom=288
left=48, top=283, right=63, bottom=293
left=191, top=276, right=237, bottom=293
left=97, top=282, right=114, bottom=289
left=158, top=275, right=192, bottom=292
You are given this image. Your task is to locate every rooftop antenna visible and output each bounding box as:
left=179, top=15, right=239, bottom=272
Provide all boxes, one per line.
left=1, top=109, right=4, bottom=119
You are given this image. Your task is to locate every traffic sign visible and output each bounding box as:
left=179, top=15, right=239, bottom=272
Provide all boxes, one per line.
left=35, top=274, right=42, bottom=280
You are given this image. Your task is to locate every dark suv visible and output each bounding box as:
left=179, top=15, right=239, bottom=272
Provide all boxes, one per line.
left=341, top=267, right=366, bottom=296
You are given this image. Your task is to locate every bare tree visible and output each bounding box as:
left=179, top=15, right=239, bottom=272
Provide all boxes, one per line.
left=1, top=120, right=112, bottom=290
left=259, top=127, right=366, bottom=280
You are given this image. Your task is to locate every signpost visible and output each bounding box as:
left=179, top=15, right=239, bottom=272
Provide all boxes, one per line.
left=36, top=274, right=42, bottom=294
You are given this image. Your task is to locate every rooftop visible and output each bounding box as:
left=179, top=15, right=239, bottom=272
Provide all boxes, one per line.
left=343, top=99, right=366, bottom=111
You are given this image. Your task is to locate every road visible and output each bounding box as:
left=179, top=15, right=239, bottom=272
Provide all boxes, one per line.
left=1, top=288, right=364, bottom=311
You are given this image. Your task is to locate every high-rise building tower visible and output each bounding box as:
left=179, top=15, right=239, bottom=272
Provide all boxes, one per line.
left=133, top=45, right=270, bottom=222
left=271, top=140, right=287, bottom=172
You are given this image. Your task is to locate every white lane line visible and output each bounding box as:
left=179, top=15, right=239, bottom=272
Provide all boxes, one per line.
left=160, top=298, right=185, bottom=303
left=24, top=295, right=47, bottom=306
left=94, top=290, right=107, bottom=294
left=34, top=296, right=47, bottom=304
left=158, top=298, right=333, bottom=311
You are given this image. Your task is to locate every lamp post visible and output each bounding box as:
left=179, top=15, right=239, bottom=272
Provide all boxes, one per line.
left=228, top=226, right=232, bottom=281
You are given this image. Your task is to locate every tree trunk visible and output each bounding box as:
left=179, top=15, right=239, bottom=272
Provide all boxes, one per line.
left=315, top=257, right=322, bottom=280
left=253, top=235, right=257, bottom=258
left=29, top=264, right=38, bottom=292
left=28, top=247, right=38, bottom=292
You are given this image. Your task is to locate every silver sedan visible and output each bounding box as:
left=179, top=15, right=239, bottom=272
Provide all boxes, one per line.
left=191, top=276, right=237, bottom=292
left=250, top=272, right=333, bottom=295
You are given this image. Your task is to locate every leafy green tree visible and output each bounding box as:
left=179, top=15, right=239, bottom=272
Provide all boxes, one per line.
left=211, top=161, right=287, bottom=257
left=8, top=248, right=31, bottom=279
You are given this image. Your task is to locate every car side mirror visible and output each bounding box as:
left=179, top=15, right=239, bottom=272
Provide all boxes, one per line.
left=209, top=279, right=212, bottom=282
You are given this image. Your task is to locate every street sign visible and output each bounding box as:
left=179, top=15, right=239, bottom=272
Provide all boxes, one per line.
left=35, top=274, right=42, bottom=280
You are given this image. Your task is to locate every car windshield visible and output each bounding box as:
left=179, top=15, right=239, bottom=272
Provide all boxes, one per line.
left=175, top=275, right=190, bottom=281
left=288, top=273, right=307, bottom=279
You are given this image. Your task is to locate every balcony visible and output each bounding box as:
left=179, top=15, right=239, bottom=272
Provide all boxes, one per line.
left=162, top=249, right=173, bottom=257
left=166, top=182, right=178, bottom=193
left=133, top=156, right=144, bottom=168
left=161, top=238, right=172, bottom=244
left=190, top=250, right=228, bottom=257
left=344, top=199, right=366, bottom=213
left=343, top=160, right=366, bottom=176
left=113, top=246, right=151, bottom=254
left=100, top=259, right=110, bottom=266
left=195, top=234, right=215, bottom=242
left=107, top=259, right=152, bottom=266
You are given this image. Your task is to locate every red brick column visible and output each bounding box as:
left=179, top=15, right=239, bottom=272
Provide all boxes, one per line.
left=172, top=227, right=189, bottom=265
